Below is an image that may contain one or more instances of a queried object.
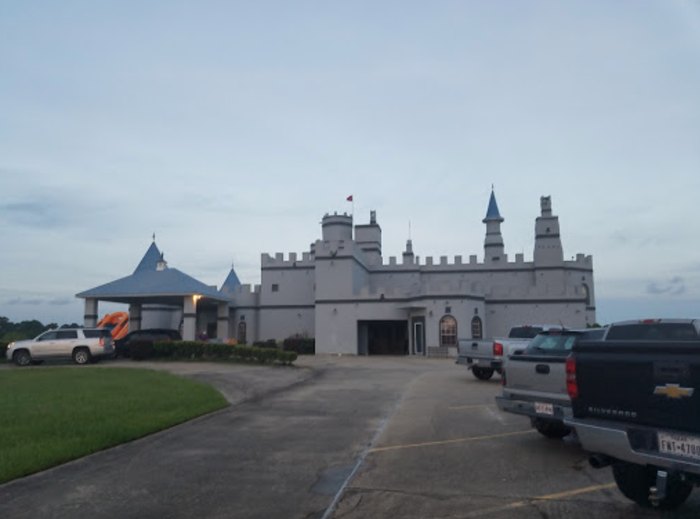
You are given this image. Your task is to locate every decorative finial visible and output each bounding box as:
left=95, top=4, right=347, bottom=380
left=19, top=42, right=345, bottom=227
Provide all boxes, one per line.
left=152, top=232, right=156, bottom=242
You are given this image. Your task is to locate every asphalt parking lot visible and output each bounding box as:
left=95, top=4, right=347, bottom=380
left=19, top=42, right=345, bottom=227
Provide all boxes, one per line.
left=1, top=356, right=699, bottom=518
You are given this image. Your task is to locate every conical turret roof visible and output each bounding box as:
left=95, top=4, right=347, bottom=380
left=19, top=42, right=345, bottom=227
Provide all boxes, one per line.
left=483, top=189, right=504, bottom=223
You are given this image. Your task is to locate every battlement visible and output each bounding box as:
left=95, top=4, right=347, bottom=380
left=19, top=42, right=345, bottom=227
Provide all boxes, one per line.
left=261, top=251, right=315, bottom=268
left=233, top=284, right=262, bottom=295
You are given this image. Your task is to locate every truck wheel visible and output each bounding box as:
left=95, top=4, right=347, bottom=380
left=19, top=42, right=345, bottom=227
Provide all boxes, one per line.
left=13, top=350, right=32, bottom=367
left=612, top=462, right=693, bottom=509
left=472, top=367, right=494, bottom=380
left=531, top=418, right=571, bottom=439
left=72, top=348, right=92, bottom=365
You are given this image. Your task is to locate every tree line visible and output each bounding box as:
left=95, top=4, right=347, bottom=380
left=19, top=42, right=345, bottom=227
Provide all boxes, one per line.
left=0, top=316, right=81, bottom=343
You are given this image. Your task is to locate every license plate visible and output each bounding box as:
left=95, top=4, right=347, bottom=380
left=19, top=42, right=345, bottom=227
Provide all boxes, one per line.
left=658, top=432, right=700, bottom=461
left=534, top=402, right=554, bottom=416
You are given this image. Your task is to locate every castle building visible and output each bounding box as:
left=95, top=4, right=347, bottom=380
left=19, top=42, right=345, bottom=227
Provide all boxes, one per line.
left=78, top=191, right=595, bottom=355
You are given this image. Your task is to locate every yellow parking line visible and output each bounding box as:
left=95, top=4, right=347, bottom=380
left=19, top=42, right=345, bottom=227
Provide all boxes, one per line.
left=368, top=429, right=535, bottom=453
left=461, top=483, right=617, bottom=518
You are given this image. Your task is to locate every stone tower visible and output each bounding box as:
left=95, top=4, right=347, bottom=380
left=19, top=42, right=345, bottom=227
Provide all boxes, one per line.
left=533, top=196, right=564, bottom=266
left=483, top=189, right=505, bottom=263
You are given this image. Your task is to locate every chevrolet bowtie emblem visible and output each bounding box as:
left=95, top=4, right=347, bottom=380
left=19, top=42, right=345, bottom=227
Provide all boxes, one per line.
left=654, top=384, right=695, bottom=399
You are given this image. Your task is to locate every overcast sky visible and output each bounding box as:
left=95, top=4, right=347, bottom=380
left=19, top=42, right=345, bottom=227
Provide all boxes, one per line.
left=1, top=1, right=699, bottom=326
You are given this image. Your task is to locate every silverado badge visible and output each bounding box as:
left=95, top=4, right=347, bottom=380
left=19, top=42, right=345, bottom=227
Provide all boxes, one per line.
left=654, top=384, right=695, bottom=399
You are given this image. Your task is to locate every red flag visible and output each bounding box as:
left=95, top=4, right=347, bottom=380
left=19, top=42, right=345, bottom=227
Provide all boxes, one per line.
left=346, top=195, right=353, bottom=202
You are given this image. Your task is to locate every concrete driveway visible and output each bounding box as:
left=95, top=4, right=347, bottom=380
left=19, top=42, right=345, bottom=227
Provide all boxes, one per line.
left=1, top=356, right=699, bottom=518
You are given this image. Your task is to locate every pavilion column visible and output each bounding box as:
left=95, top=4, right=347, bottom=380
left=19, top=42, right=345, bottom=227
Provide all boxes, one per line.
left=84, top=298, right=98, bottom=327
left=217, top=302, right=230, bottom=342
left=183, top=296, right=197, bottom=341
left=129, top=304, right=142, bottom=332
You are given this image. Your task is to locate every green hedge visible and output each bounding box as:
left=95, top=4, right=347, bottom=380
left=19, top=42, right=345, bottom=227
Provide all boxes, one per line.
left=131, top=341, right=296, bottom=365
left=282, top=337, right=315, bottom=355
left=0, top=342, right=7, bottom=362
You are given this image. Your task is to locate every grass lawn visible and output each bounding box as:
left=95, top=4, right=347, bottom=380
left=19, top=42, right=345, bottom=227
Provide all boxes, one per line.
left=0, top=367, right=228, bottom=484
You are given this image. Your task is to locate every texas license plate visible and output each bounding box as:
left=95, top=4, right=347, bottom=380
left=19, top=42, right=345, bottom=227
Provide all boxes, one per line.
left=534, top=402, right=554, bottom=416
left=658, top=432, right=700, bottom=461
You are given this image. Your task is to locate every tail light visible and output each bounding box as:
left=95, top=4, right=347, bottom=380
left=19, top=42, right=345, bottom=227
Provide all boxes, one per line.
left=501, top=368, right=507, bottom=386
left=99, top=337, right=104, bottom=347
left=493, top=341, right=504, bottom=357
left=566, top=355, right=578, bottom=399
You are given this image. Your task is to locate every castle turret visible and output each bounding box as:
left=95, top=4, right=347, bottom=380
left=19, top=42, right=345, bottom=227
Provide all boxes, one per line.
left=354, top=210, right=382, bottom=264
left=402, top=239, right=415, bottom=264
left=483, top=189, right=505, bottom=263
left=321, top=212, right=353, bottom=242
left=533, top=196, right=564, bottom=266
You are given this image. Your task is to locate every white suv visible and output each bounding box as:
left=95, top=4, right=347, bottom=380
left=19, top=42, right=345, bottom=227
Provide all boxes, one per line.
left=6, top=328, right=114, bottom=366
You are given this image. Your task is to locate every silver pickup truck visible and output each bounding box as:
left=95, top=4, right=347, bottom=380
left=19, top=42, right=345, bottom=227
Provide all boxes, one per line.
left=495, top=328, right=604, bottom=438
left=457, top=324, right=562, bottom=380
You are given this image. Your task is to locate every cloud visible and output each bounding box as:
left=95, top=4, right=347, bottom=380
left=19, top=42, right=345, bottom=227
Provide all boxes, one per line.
left=0, top=200, right=74, bottom=228
left=7, top=297, right=44, bottom=306
left=49, top=298, right=73, bottom=306
left=647, top=276, right=686, bottom=296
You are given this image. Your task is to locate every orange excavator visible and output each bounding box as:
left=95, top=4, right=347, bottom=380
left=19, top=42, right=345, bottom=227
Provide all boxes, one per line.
left=97, top=311, right=129, bottom=341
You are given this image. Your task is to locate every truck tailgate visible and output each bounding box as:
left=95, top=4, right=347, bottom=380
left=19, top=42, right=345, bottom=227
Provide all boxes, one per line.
left=505, top=355, right=568, bottom=401
left=572, top=340, right=700, bottom=434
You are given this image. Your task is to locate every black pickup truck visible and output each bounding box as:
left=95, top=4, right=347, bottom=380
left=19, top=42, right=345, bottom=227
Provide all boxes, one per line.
left=566, top=319, right=700, bottom=509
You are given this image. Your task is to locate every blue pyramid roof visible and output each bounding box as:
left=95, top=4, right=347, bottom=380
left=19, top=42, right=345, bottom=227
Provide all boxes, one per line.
left=220, top=267, right=241, bottom=295
left=483, top=190, right=504, bottom=222
left=76, top=243, right=231, bottom=304
left=134, top=241, right=161, bottom=273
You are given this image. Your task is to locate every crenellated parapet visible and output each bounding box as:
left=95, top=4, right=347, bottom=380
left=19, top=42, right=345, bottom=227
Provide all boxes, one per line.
left=228, top=283, right=261, bottom=308
left=261, top=251, right=315, bottom=269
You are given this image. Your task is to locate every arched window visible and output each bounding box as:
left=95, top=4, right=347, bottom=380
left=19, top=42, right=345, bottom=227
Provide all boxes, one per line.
left=582, top=283, right=591, bottom=306
left=440, top=315, right=458, bottom=346
left=471, top=316, right=483, bottom=339
left=237, top=321, right=247, bottom=344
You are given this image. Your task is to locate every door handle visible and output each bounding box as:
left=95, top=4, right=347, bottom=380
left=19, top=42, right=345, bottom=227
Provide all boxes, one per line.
left=535, top=364, right=550, bottom=374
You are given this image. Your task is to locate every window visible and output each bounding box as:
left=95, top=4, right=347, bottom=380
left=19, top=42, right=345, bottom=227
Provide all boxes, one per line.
left=471, top=316, right=483, bottom=339
left=237, top=321, right=247, bottom=344
left=38, top=331, right=58, bottom=341
left=271, top=284, right=279, bottom=292
left=57, top=330, right=78, bottom=339
left=439, top=316, right=457, bottom=346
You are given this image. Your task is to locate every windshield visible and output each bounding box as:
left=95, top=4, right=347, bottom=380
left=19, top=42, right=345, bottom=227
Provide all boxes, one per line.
left=525, top=333, right=579, bottom=354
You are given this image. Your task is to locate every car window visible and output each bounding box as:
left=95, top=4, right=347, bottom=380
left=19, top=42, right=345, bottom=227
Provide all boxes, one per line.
left=526, top=333, right=578, bottom=354
left=508, top=327, right=543, bottom=339
left=57, top=330, right=78, bottom=340
left=38, top=331, right=58, bottom=341
left=606, top=323, right=698, bottom=340
left=581, top=329, right=605, bottom=340
left=84, top=329, right=111, bottom=338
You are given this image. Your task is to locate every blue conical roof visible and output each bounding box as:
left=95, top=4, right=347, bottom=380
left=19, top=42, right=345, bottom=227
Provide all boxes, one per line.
left=220, top=266, right=241, bottom=294
left=483, top=190, right=504, bottom=222
left=134, top=241, right=161, bottom=273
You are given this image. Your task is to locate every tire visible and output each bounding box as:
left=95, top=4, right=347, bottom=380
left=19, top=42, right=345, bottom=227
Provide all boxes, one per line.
left=472, top=366, right=495, bottom=380
left=13, top=350, right=32, bottom=367
left=531, top=417, right=571, bottom=439
left=72, top=348, right=92, bottom=365
left=612, top=462, right=693, bottom=509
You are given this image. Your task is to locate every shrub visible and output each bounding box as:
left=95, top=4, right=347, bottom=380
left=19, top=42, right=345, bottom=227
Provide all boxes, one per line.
left=253, top=339, right=278, bottom=349
left=134, top=341, right=296, bottom=365
left=0, top=342, right=7, bottom=362
left=282, top=337, right=315, bottom=355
